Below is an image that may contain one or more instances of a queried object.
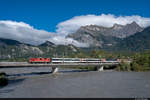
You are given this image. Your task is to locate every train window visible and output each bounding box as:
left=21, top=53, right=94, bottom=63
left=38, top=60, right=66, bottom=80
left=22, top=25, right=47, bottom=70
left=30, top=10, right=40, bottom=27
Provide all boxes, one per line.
left=40, top=58, right=42, bottom=60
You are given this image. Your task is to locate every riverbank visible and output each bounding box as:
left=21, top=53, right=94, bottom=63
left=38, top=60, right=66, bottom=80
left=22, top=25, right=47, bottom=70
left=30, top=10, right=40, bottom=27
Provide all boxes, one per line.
left=116, top=61, right=150, bottom=72
left=62, top=65, right=150, bottom=72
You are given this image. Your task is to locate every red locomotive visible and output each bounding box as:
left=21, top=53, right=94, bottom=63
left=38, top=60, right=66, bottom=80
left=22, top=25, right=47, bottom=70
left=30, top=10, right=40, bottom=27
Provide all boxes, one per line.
left=29, top=58, right=51, bottom=63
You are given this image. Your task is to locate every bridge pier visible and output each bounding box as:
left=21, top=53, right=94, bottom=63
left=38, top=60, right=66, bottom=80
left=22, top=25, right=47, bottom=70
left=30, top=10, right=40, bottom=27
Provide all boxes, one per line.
left=51, top=67, right=59, bottom=74
left=97, top=66, right=104, bottom=71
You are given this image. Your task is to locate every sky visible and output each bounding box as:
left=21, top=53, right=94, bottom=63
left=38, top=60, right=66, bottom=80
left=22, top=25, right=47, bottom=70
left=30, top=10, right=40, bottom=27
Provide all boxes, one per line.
left=0, top=0, right=150, bottom=47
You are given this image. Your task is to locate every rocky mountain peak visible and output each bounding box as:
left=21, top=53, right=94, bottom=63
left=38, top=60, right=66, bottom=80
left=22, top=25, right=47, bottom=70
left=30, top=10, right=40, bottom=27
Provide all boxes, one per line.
left=130, top=21, right=139, bottom=26
left=67, top=21, right=144, bottom=48
left=80, top=24, right=106, bottom=32
left=121, top=21, right=143, bottom=37
left=125, top=21, right=142, bottom=29
left=40, top=41, right=55, bottom=46
left=112, top=24, right=124, bottom=30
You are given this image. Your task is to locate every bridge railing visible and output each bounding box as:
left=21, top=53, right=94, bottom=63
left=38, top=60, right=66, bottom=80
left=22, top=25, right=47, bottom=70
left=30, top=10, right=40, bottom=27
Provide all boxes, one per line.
left=51, top=61, right=120, bottom=63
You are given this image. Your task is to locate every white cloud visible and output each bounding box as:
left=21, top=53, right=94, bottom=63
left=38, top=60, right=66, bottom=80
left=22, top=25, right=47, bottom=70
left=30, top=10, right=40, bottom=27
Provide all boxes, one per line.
left=0, top=20, right=55, bottom=45
left=0, top=20, right=88, bottom=47
left=0, top=14, right=150, bottom=47
left=56, top=14, right=150, bottom=35
left=48, top=36, right=89, bottom=47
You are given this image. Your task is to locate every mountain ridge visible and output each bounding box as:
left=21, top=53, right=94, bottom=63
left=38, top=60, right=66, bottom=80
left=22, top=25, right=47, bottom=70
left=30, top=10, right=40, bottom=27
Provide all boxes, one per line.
left=114, top=26, right=150, bottom=51
left=0, top=38, right=81, bottom=59
left=68, top=21, right=143, bottom=48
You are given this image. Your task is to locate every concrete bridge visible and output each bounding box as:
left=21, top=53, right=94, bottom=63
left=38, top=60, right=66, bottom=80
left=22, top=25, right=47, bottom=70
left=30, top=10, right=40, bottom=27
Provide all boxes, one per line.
left=0, top=61, right=130, bottom=73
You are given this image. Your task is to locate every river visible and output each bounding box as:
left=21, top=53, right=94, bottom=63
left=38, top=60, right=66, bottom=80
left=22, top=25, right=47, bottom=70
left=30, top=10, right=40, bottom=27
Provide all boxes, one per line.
left=0, top=67, right=150, bottom=98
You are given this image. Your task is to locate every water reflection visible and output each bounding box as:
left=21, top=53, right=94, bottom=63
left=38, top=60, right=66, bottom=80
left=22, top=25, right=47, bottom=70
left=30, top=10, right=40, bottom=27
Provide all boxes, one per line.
left=6, top=72, right=51, bottom=77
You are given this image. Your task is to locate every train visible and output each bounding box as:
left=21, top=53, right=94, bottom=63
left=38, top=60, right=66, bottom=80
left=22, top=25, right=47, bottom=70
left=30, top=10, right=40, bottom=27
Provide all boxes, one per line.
left=28, top=57, right=107, bottom=64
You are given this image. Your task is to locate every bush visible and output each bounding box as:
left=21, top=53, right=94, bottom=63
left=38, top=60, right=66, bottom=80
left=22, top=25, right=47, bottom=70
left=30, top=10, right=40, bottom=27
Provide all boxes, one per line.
left=116, top=61, right=130, bottom=71
left=0, top=72, right=6, bottom=76
left=0, top=77, right=8, bottom=86
left=0, top=72, right=8, bottom=86
left=130, top=62, right=142, bottom=71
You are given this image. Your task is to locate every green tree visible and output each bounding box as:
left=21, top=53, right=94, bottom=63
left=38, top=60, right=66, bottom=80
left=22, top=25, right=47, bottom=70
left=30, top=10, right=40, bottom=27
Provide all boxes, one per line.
left=130, top=62, right=141, bottom=71
left=76, top=52, right=87, bottom=58
left=116, top=61, right=130, bottom=71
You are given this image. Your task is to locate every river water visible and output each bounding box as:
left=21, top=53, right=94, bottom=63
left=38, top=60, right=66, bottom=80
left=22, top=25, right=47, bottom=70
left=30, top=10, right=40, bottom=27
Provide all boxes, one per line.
left=0, top=67, right=150, bottom=98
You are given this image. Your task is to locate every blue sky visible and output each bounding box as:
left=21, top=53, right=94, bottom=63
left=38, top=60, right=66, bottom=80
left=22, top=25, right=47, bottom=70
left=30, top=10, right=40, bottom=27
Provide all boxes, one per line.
left=0, top=0, right=150, bottom=32
left=0, top=0, right=150, bottom=46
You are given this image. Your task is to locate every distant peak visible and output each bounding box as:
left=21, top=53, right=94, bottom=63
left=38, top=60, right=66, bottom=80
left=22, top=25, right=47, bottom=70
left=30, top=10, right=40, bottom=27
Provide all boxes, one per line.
left=112, top=23, right=124, bottom=30
left=113, top=23, right=124, bottom=27
left=40, top=41, right=55, bottom=46
left=45, top=41, right=55, bottom=44
left=131, top=21, right=137, bottom=24
left=129, top=21, right=139, bottom=26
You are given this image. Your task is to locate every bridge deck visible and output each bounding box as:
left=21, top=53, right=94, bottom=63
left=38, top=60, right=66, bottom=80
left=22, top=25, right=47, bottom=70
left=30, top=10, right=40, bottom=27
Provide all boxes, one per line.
left=0, top=62, right=121, bottom=68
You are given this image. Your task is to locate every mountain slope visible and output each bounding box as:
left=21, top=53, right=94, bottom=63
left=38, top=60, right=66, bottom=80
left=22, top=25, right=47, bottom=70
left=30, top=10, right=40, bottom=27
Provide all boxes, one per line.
left=0, top=38, right=44, bottom=59
left=0, top=38, right=82, bottom=60
left=0, top=38, right=22, bottom=46
left=115, top=26, right=150, bottom=51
